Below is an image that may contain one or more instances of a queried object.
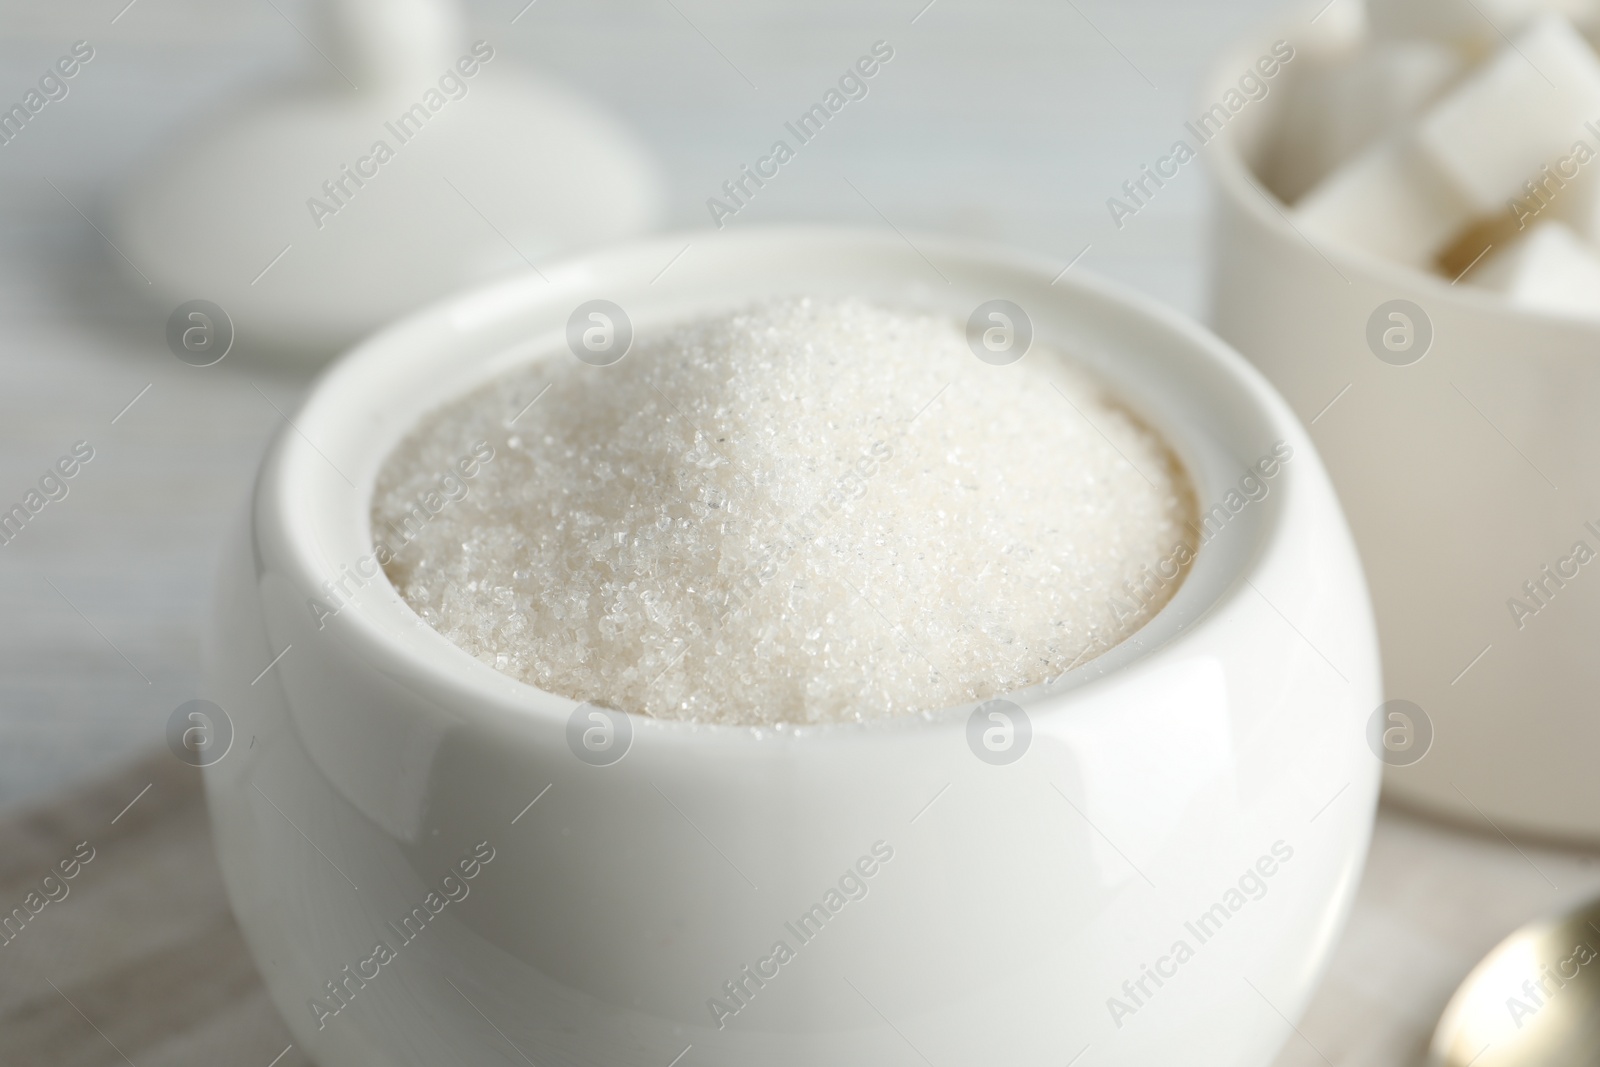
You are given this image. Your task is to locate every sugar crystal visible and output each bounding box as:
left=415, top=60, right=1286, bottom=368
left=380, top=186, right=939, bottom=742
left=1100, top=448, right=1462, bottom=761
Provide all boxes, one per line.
left=372, top=297, right=1196, bottom=725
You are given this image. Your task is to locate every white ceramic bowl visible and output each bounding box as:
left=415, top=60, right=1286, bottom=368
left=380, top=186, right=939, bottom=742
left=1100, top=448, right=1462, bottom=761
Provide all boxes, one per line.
left=202, top=227, right=1380, bottom=1066
left=1205, top=8, right=1600, bottom=843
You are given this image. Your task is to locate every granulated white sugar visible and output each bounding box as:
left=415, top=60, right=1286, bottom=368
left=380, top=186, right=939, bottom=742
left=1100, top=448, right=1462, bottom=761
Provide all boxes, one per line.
left=372, top=297, right=1196, bottom=726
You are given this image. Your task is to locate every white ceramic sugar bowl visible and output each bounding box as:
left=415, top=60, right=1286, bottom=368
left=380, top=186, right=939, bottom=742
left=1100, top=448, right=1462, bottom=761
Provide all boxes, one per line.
left=1205, top=6, right=1600, bottom=843
left=202, top=227, right=1380, bottom=1066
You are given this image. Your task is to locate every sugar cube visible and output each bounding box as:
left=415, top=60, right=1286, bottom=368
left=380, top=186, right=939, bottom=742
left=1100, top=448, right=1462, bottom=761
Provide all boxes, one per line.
left=1296, top=137, right=1477, bottom=265
left=1544, top=160, right=1600, bottom=239
left=1268, top=40, right=1466, bottom=202
left=1467, top=218, right=1600, bottom=315
left=1416, top=14, right=1600, bottom=214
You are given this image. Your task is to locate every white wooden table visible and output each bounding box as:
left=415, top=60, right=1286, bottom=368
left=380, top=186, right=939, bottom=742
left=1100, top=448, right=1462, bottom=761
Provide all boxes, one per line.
left=4, top=1, right=1596, bottom=1063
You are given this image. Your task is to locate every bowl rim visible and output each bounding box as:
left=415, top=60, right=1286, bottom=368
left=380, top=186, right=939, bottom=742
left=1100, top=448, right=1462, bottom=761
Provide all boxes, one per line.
left=1200, top=2, right=1600, bottom=335
left=255, top=224, right=1314, bottom=742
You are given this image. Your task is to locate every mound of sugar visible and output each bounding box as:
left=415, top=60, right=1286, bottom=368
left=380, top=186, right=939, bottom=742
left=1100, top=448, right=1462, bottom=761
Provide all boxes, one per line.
left=372, top=297, right=1196, bottom=726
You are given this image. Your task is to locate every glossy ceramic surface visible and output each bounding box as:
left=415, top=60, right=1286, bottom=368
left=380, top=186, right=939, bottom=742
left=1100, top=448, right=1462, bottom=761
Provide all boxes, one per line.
left=1205, top=7, right=1600, bottom=843
left=203, top=227, right=1381, bottom=1066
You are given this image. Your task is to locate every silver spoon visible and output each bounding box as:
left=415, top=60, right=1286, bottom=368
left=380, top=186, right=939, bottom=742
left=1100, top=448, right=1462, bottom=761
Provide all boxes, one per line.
left=1430, top=894, right=1600, bottom=1066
